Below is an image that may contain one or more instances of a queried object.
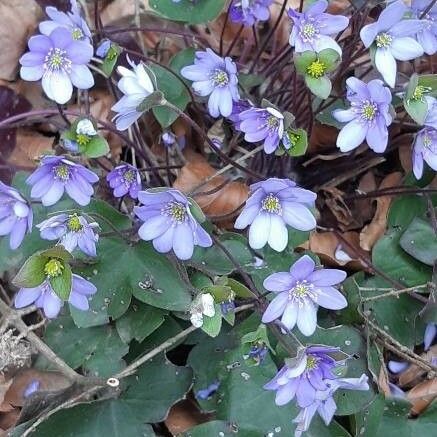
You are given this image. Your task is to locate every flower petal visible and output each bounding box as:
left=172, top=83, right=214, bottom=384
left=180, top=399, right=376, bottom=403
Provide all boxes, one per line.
left=296, top=300, right=317, bottom=336
left=308, top=268, right=346, bottom=286
left=261, top=292, right=288, bottom=323
left=315, top=286, right=348, bottom=310
left=268, top=215, right=288, bottom=251
left=263, top=272, right=295, bottom=292
left=375, top=48, right=397, bottom=88
left=289, top=255, right=315, bottom=280
left=336, top=119, right=367, bottom=152
left=390, top=37, right=424, bottom=61
left=248, top=213, right=270, bottom=249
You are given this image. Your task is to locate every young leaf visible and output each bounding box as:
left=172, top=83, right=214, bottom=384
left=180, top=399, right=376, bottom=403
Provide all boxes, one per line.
left=294, top=51, right=317, bottom=74
left=85, top=136, right=110, bottom=158
left=12, top=253, right=47, bottom=288
left=49, top=263, right=72, bottom=301
left=305, top=75, right=332, bottom=99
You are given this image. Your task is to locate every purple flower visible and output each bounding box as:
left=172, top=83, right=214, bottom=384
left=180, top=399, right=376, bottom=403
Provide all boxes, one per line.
left=333, top=77, right=393, bottom=153
left=106, top=164, right=141, bottom=199
left=264, top=346, right=342, bottom=407
left=111, top=58, right=155, bottom=131
left=247, top=341, right=268, bottom=364
left=360, top=0, right=424, bottom=87
left=262, top=255, right=347, bottom=336
left=39, top=0, right=92, bottom=43
left=388, top=360, right=409, bottom=373
left=412, top=127, right=437, bottom=178
left=196, top=380, right=220, bottom=400
left=228, top=99, right=253, bottom=128
left=288, top=0, right=349, bottom=55
left=134, top=189, right=212, bottom=260
left=292, top=374, right=369, bottom=437
left=181, top=49, right=240, bottom=118
left=410, top=0, right=437, bottom=55
left=0, top=182, right=33, bottom=250
left=96, top=39, right=112, bottom=58
left=238, top=106, right=284, bottom=154
left=23, top=380, right=41, bottom=398
left=26, top=155, right=99, bottom=206
left=424, top=323, right=437, bottom=350
left=230, top=0, right=273, bottom=27
left=19, top=27, right=94, bottom=104
left=220, top=299, right=236, bottom=315
left=37, top=213, right=99, bottom=257
left=15, top=274, right=97, bottom=319
left=234, top=178, right=317, bottom=252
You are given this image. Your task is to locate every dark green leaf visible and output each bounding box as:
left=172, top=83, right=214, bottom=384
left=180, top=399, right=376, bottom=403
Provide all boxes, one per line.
left=404, top=98, right=428, bottom=125
left=136, top=90, right=165, bottom=112
left=294, top=51, right=317, bottom=74
left=12, top=253, right=47, bottom=288
left=49, top=263, right=72, bottom=301
left=39, top=246, right=72, bottom=261
left=84, top=136, right=110, bottom=158
left=201, top=304, right=222, bottom=337
left=101, top=44, right=122, bottom=77
left=305, top=75, right=332, bottom=99
left=318, top=48, right=340, bottom=70
left=238, top=73, right=265, bottom=89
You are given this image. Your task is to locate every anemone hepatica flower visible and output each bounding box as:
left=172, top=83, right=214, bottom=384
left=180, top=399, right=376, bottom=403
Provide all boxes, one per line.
left=293, top=374, right=369, bottom=437
left=189, top=293, right=216, bottom=327
left=424, top=323, right=437, bottom=350
left=106, top=164, right=141, bottom=199
left=230, top=0, right=273, bottom=27
left=111, top=58, right=155, bottom=131
left=238, top=107, right=284, bottom=154
left=234, top=178, right=316, bottom=252
left=333, top=77, right=392, bottom=153
left=39, top=0, right=92, bottom=42
left=262, top=255, right=347, bottom=335
left=134, top=189, right=212, bottom=260
left=288, top=0, right=349, bottom=55
left=37, top=213, right=99, bottom=257
left=26, top=155, right=99, bottom=206
left=360, top=0, right=424, bottom=88
left=181, top=49, right=239, bottom=118
left=412, top=127, right=437, bottom=178
left=19, top=27, right=94, bottom=105
left=0, top=182, right=33, bottom=250
left=15, top=274, right=97, bottom=319
left=410, top=0, right=437, bottom=55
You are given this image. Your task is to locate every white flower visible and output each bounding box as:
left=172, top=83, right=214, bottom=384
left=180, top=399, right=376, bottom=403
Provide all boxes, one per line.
left=189, top=293, right=215, bottom=327
left=76, top=119, right=97, bottom=136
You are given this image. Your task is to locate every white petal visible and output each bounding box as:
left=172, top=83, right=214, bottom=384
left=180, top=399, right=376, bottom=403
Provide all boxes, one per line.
left=390, top=37, right=424, bottom=61
left=268, top=215, right=288, bottom=252
left=375, top=48, right=397, bottom=88
left=336, top=120, right=367, bottom=152
left=248, top=213, right=270, bottom=249
left=43, top=71, right=73, bottom=104
left=296, top=301, right=317, bottom=336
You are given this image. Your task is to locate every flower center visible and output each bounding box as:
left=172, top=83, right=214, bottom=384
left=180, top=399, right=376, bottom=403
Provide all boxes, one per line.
left=375, top=33, right=393, bottom=48
left=288, top=280, right=317, bottom=306
left=266, top=115, right=280, bottom=130
left=211, top=69, right=229, bottom=87
left=306, top=355, right=319, bottom=370
left=76, top=133, right=90, bottom=146
left=163, top=201, right=187, bottom=223
left=54, top=164, right=70, bottom=181
left=261, top=194, right=281, bottom=214
left=360, top=101, right=378, bottom=121
left=67, top=214, right=83, bottom=232
left=307, top=60, right=326, bottom=78
left=123, top=169, right=136, bottom=184
left=44, top=259, right=64, bottom=278
left=300, top=22, right=318, bottom=41
left=411, top=85, right=430, bottom=101
left=44, top=48, right=72, bottom=73
left=72, top=27, right=84, bottom=40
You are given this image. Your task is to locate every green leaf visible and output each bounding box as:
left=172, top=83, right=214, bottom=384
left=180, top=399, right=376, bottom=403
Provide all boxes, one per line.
left=201, top=304, right=223, bottom=337
left=400, top=217, right=437, bottom=266
left=26, top=400, right=156, bottom=437
left=84, top=135, right=110, bottom=158
left=283, top=128, right=308, bottom=157
left=354, top=394, right=385, bottom=436
left=12, top=253, right=47, bottom=288
left=388, top=195, right=428, bottom=230
left=294, top=51, right=317, bottom=74
left=418, top=73, right=437, bottom=96
left=150, top=65, right=190, bottom=128
left=318, top=48, right=340, bottom=70
left=226, top=278, right=256, bottom=298
left=406, top=73, right=420, bottom=100
left=404, top=98, right=428, bottom=125
left=203, top=285, right=233, bottom=302
left=39, top=246, right=72, bottom=261
left=115, top=301, right=167, bottom=343
left=315, top=98, right=347, bottom=128
left=101, top=43, right=122, bottom=77
left=121, top=354, right=193, bottom=422
left=305, top=75, right=332, bottom=99
left=49, top=263, right=72, bottom=301
left=238, top=73, right=265, bottom=89
left=136, top=90, right=165, bottom=112
left=188, top=198, right=206, bottom=223
left=183, top=420, right=234, bottom=436
left=43, top=315, right=128, bottom=377
left=149, top=0, right=226, bottom=24
left=170, top=48, right=195, bottom=81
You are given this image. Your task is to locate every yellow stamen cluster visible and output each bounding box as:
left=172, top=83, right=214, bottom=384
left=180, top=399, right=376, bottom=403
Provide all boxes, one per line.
left=44, top=259, right=64, bottom=278
left=306, top=60, right=326, bottom=78
left=375, top=33, right=393, bottom=48
left=261, top=194, right=281, bottom=214
left=67, top=214, right=83, bottom=232
left=306, top=356, right=318, bottom=370
left=76, top=133, right=90, bottom=146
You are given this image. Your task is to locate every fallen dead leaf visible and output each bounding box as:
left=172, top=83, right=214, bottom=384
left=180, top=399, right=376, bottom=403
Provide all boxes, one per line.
left=173, top=153, right=248, bottom=227
left=359, top=172, right=403, bottom=251
left=407, top=378, right=437, bottom=415
left=378, top=366, right=391, bottom=397
left=398, top=346, right=437, bottom=388
left=165, top=399, right=212, bottom=434
left=0, top=376, right=13, bottom=413
left=0, top=0, right=43, bottom=81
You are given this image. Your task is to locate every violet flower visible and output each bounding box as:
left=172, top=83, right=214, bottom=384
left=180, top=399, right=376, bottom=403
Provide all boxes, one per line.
left=333, top=77, right=393, bottom=153
left=410, top=0, right=437, bottom=55
left=26, top=155, right=99, bottom=206
left=39, top=0, right=92, bottom=43
left=111, top=58, right=155, bottom=131
left=262, top=255, right=347, bottom=336
left=360, top=0, right=424, bottom=87
left=234, top=178, right=317, bottom=252
left=0, top=182, right=33, bottom=250
left=238, top=106, right=284, bottom=154
left=288, top=0, right=349, bottom=55
left=228, top=99, right=253, bottom=128
left=19, top=27, right=94, bottom=104
left=181, top=49, right=240, bottom=118
left=96, top=39, right=112, bottom=58
left=106, top=164, right=141, bottom=199
left=15, top=274, right=97, bottom=319
left=134, top=189, right=212, bottom=260
left=37, top=213, right=99, bottom=257
left=412, top=126, right=437, bottom=178
left=424, top=323, right=437, bottom=350
left=388, top=360, right=409, bottom=373
left=230, top=0, right=273, bottom=27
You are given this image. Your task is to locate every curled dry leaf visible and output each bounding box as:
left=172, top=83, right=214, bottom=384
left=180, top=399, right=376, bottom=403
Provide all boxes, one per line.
left=359, top=172, right=403, bottom=251
left=0, top=0, right=42, bottom=81
left=173, top=153, right=248, bottom=228
left=407, top=378, right=437, bottom=416
left=398, top=345, right=437, bottom=388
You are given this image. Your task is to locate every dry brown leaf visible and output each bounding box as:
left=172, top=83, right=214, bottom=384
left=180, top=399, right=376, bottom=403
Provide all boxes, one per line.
left=165, top=400, right=212, bottom=434
left=407, top=378, right=437, bottom=415
left=100, top=0, right=135, bottom=26
left=398, top=346, right=437, bottom=388
left=7, top=129, right=54, bottom=168
left=378, top=366, right=391, bottom=397
left=0, top=0, right=42, bottom=81
left=359, top=172, right=403, bottom=251
left=399, top=143, right=413, bottom=173
left=0, top=376, right=13, bottom=413
left=173, top=153, right=248, bottom=227
left=354, top=170, right=377, bottom=225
